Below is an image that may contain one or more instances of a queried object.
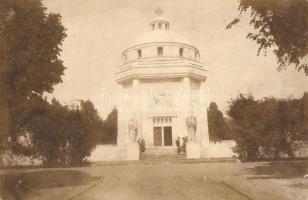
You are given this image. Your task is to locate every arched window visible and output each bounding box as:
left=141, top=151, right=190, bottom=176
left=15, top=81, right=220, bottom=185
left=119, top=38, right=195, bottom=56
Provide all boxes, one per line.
left=151, top=24, right=155, bottom=30
left=158, top=23, right=162, bottom=29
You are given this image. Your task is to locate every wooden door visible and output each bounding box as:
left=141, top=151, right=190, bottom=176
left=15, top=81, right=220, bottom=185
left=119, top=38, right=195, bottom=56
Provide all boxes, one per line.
left=164, top=126, right=172, bottom=146
left=153, top=127, right=162, bottom=146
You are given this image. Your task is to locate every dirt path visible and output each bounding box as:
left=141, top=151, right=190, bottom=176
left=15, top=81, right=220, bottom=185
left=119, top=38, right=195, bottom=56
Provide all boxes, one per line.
left=1, top=161, right=307, bottom=200
left=71, top=164, right=250, bottom=200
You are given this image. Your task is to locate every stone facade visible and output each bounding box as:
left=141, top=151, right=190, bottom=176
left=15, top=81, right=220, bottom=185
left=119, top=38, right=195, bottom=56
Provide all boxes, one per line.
left=116, top=10, right=209, bottom=160
left=88, top=11, right=308, bottom=162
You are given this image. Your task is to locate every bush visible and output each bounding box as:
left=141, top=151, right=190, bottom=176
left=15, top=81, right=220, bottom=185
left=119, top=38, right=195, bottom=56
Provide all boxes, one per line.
left=10, top=98, right=103, bottom=167
left=207, top=102, right=230, bottom=142
left=101, top=108, right=117, bottom=144
left=228, top=94, right=305, bottom=161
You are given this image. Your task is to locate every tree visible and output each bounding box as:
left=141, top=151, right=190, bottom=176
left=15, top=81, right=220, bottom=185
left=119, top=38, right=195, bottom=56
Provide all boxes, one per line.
left=0, top=1, right=66, bottom=150
left=227, top=0, right=308, bottom=75
left=207, top=102, right=229, bottom=142
left=276, top=98, right=304, bottom=157
left=228, top=93, right=305, bottom=161
left=303, top=92, right=308, bottom=136
left=71, top=100, right=103, bottom=165
left=102, top=107, right=118, bottom=144
left=25, top=99, right=102, bottom=167
left=227, top=94, right=260, bottom=161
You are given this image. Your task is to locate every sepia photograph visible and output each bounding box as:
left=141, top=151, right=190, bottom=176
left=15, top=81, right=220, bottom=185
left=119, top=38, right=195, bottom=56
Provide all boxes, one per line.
left=0, top=0, right=308, bottom=199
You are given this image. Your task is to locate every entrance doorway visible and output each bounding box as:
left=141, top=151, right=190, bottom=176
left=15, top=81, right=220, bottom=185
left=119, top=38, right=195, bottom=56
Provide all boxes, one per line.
left=153, top=117, right=173, bottom=146
left=153, top=127, right=162, bottom=146
left=164, top=126, right=172, bottom=146
left=153, top=126, right=173, bottom=146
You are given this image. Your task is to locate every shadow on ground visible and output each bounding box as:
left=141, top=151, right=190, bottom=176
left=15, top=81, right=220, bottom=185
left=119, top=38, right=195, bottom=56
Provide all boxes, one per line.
left=0, top=169, right=101, bottom=199
left=246, top=160, right=308, bottom=179
left=290, top=183, right=308, bottom=189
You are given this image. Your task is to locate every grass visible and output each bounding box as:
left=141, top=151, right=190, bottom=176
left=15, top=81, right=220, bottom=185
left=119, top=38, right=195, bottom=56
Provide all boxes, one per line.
left=247, top=160, right=308, bottom=179
left=0, top=169, right=101, bottom=199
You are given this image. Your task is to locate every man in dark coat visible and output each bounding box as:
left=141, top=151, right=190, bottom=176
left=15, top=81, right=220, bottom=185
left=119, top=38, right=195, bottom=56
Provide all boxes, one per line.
left=176, top=137, right=181, bottom=154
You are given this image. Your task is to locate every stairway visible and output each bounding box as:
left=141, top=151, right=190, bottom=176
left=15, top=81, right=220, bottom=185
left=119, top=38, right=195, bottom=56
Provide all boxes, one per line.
left=91, top=146, right=237, bottom=166
left=143, top=146, right=178, bottom=155
left=139, top=146, right=237, bottom=164
left=140, top=146, right=186, bottom=164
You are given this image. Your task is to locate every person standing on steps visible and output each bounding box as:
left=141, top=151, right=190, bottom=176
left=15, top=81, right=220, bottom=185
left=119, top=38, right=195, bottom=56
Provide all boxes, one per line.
left=181, top=137, right=187, bottom=154
left=176, top=137, right=181, bottom=154
left=140, top=138, right=145, bottom=154
left=137, top=138, right=146, bottom=159
left=137, top=138, right=141, bottom=158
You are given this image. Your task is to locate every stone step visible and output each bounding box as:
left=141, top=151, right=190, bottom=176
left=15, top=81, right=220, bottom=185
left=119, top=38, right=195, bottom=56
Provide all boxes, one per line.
left=143, top=147, right=179, bottom=156
left=141, top=157, right=237, bottom=165
left=141, top=153, right=185, bottom=160
left=91, top=157, right=237, bottom=166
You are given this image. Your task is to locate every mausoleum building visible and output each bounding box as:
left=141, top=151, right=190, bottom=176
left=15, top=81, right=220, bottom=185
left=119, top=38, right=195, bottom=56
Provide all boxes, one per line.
left=89, top=9, right=236, bottom=162
left=116, top=10, right=209, bottom=160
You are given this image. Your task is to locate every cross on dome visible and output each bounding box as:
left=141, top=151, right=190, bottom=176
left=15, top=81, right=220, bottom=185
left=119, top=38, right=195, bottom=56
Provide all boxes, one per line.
left=150, top=7, right=169, bottom=30
left=155, top=7, right=163, bottom=16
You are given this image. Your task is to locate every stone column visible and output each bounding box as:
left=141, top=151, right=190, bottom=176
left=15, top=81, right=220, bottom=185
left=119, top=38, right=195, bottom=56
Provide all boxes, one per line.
left=132, top=79, right=142, bottom=138
left=183, top=77, right=201, bottom=159
left=181, top=77, right=191, bottom=138
left=124, top=79, right=141, bottom=160
left=199, top=80, right=210, bottom=157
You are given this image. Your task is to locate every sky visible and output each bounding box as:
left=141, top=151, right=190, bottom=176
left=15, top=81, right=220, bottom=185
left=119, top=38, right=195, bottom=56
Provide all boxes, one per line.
left=43, top=0, right=308, bottom=118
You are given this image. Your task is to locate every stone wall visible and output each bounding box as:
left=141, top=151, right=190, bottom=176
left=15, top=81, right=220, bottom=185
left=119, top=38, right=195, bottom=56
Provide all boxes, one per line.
left=205, top=140, right=236, bottom=158
left=0, top=151, right=42, bottom=167
left=294, top=141, right=308, bottom=158
left=88, top=145, right=120, bottom=162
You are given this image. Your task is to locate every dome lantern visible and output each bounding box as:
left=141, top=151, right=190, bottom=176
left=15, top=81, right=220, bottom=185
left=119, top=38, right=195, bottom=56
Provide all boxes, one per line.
left=121, top=8, right=201, bottom=63
left=150, top=8, right=170, bottom=30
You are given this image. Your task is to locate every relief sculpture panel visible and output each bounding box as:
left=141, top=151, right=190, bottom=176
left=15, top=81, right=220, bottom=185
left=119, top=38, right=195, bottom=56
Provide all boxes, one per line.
left=142, top=83, right=178, bottom=114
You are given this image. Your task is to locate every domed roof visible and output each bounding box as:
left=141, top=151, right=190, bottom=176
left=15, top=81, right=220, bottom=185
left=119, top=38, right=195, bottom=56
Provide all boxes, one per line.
left=150, top=15, right=168, bottom=23
left=132, top=29, right=192, bottom=47
left=128, top=8, right=194, bottom=49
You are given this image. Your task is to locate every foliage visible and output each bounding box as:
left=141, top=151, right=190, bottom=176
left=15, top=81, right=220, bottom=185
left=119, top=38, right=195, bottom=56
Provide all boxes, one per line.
left=227, top=0, right=308, bottom=75
left=207, top=102, right=230, bottom=142
left=0, top=0, right=108, bottom=167
left=102, top=108, right=118, bottom=144
left=303, top=92, right=308, bottom=136
left=228, top=94, right=305, bottom=161
left=0, top=0, right=66, bottom=151
left=227, top=94, right=261, bottom=160
left=19, top=99, right=103, bottom=167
